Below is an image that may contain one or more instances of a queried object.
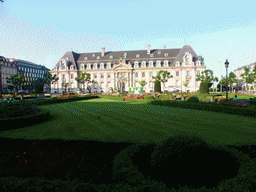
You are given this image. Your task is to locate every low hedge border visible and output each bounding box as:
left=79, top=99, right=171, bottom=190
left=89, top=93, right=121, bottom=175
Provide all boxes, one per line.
left=0, top=109, right=53, bottom=131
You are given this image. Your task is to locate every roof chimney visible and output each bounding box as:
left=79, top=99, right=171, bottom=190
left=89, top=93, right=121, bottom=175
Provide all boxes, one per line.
left=147, top=45, right=151, bottom=54
left=101, top=47, right=105, bottom=57
left=164, top=46, right=166, bottom=49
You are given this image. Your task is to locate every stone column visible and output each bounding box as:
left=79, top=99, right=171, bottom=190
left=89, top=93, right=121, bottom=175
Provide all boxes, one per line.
left=114, top=72, right=116, bottom=90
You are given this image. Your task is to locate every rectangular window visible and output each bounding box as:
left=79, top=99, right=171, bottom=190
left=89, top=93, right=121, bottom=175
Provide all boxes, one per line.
left=101, top=74, right=104, bottom=78
left=71, top=74, right=73, bottom=79
left=176, top=71, right=179, bottom=76
left=108, top=74, right=111, bottom=78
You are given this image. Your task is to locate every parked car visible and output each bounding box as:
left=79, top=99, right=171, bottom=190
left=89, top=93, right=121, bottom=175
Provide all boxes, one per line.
left=18, top=90, right=26, bottom=93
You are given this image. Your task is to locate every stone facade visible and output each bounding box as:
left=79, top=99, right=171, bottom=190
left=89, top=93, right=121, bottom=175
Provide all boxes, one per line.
left=49, top=45, right=207, bottom=94
left=233, top=62, right=256, bottom=92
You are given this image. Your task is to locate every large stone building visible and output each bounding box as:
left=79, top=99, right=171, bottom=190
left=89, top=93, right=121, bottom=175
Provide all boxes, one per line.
left=1, top=58, right=51, bottom=93
left=49, top=45, right=206, bottom=94
left=233, top=62, right=256, bottom=92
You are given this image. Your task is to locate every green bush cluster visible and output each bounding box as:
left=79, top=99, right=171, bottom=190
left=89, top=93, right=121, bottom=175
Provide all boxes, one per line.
left=144, top=96, right=154, bottom=100
left=199, top=80, right=210, bottom=94
left=0, top=99, right=42, bottom=119
left=186, top=96, right=200, bottom=103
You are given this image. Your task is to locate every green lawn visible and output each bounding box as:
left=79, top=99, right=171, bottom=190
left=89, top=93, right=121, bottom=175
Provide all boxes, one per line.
left=0, top=97, right=255, bottom=147
left=0, top=96, right=255, bottom=191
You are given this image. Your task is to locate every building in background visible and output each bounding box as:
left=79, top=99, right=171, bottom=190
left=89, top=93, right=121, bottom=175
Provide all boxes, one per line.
left=49, top=45, right=206, bottom=94
left=2, top=58, right=51, bottom=93
left=233, top=62, right=256, bottom=93
left=0, top=58, right=18, bottom=94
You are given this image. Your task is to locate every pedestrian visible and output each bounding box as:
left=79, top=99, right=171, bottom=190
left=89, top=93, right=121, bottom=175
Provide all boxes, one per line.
left=233, top=95, right=239, bottom=101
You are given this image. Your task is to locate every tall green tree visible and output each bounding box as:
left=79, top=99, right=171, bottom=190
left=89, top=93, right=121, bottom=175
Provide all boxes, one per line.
left=0, top=0, right=4, bottom=3
left=196, top=69, right=219, bottom=93
left=152, top=70, right=173, bottom=93
left=138, top=80, right=147, bottom=92
left=7, top=85, right=15, bottom=94
left=240, top=66, right=256, bottom=93
left=75, top=72, right=93, bottom=93
left=183, top=76, right=191, bottom=93
left=198, top=56, right=204, bottom=65
left=227, top=72, right=238, bottom=93
left=6, top=74, right=26, bottom=94
left=31, top=71, right=59, bottom=94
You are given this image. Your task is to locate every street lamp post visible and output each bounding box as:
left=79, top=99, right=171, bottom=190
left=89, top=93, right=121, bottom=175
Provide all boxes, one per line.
left=225, top=59, right=229, bottom=102
left=0, top=56, right=6, bottom=99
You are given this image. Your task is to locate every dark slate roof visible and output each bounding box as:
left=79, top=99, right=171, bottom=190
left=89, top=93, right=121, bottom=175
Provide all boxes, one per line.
left=54, top=45, right=203, bottom=69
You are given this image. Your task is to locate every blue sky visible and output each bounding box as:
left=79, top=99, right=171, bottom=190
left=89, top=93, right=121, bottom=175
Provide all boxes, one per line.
left=1, top=0, right=256, bottom=88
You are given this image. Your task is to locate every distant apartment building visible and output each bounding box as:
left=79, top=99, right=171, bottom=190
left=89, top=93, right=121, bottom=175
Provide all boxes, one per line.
left=1, top=58, right=51, bottom=93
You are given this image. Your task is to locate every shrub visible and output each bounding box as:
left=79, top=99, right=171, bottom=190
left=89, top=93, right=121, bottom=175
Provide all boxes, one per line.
left=144, top=96, right=154, bottom=100
left=199, top=80, right=210, bottom=94
left=186, top=96, right=200, bottom=103
left=154, top=80, right=161, bottom=93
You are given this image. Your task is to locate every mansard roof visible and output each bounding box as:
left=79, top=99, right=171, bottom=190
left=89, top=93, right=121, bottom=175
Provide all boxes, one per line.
left=54, top=45, right=203, bottom=69
left=234, top=62, right=256, bottom=72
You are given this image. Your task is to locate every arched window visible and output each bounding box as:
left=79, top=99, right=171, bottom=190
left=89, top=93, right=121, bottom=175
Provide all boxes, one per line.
left=157, top=61, right=161, bottom=67
left=142, top=61, right=146, bottom=68
left=149, top=61, right=153, bottom=67
left=164, top=60, right=168, bottom=67
left=106, top=62, right=111, bottom=69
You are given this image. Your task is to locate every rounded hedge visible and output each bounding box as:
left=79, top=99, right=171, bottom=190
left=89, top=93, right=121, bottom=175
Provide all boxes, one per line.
left=186, top=96, right=200, bottom=103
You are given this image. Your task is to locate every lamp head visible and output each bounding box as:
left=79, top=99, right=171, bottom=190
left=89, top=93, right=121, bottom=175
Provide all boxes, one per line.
left=225, top=59, right=229, bottom=68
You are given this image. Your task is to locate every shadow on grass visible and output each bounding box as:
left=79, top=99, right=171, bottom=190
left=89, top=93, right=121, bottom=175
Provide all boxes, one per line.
left=124, top=134, right=256, bottom=191
left=0, top=137, right=137, bottom=187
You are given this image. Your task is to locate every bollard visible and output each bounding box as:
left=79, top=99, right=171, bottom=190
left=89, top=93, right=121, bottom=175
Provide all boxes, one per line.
left=211, top=96, right=214, bottom=103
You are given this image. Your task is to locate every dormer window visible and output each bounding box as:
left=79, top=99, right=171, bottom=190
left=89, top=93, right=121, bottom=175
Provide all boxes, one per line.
left=81, top=64, right=85, bottom=69
left=150, top=54, right=154, bottom=57
left=124, top=55, right=127, bottom=58
left=71, top=66, right=73, bottom=70
left=135, top=62, right=139, bottom=68
left=109, top=55, right=113, bottom=59
left=136, top=54, right=140, bottom=58
left=157, top=61, right=161, bottom=67
left=65, top=57, right=68, bottom=60
left=164, top=53, right=168, bottom=57
left=92, top=54, right=95, bottom=57
left=158, top=51, right=161, bottom=54
left=94, top=63, right=97, bottom=69
left=97, top=56, right=100, bottom=59
left=124, top=52, right=127, bottom=56
left=100, top=63, right=104, bottom=69
left=87, top=64, right=91, bottom=69
left=84, top=57, right=87, bottom=60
